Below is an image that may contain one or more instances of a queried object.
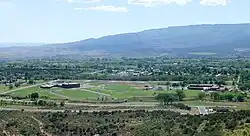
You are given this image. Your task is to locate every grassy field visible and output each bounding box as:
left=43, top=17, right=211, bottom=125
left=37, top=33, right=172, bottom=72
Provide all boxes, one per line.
left=8, top=87, right=64, bottom=99
left=0, top=84, right=33, bottom=93
left=57, top=89, right=100, bottom=100
left=0, top=85, right=9, bottom=93
left=4, top=82, right=201, bottom=101
left=8, top=86, right=101, bottom=101
left=89, top=83, right=201, bottom=100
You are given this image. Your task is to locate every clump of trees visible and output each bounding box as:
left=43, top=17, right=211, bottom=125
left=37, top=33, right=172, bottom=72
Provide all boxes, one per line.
left=155, top=93, right=178, bottom=105
left=210, top=92, right=246, bottom=102
left=198, top=92, right=206, bottom=100
left=172, top=103, right=191, bottom=110
left=29, top=93, right=39, bottom=101
left=155, top=90, right=186, bottom=105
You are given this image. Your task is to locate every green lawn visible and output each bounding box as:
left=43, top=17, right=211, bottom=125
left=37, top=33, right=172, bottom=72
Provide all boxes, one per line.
left=183, top=90, right=201, bottom=98
left=0, top=85, right=9, bottom=93
left=99, top=89, right=156, bottom=99
left=57, top=90, right=100, bottom=100
left=9, top=87, right=64, bottom=99
left=6, top=82, right=201, bottom=101
left=9, top=86, right=101, bottom=100
left=91, top=83, right=201, bottom=100
left=0, top=84, right=34, bottom=93
left=105, top=84, right=134, bottom=92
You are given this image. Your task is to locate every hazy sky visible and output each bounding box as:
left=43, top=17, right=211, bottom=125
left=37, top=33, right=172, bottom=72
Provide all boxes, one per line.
left=0, top=0, right=249, bottom=43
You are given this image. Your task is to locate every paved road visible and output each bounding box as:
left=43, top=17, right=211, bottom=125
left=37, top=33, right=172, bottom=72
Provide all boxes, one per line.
left=198, top=106, right=208, bottom=115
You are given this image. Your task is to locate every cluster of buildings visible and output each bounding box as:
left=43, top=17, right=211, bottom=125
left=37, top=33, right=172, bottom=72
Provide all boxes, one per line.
left=40, top=80, right=80, bottom=89
left=144, top=85, right=165, bottom=91
left=188, top=84, right=227, bottom=91
left=116, top=69, right=158, bottom=77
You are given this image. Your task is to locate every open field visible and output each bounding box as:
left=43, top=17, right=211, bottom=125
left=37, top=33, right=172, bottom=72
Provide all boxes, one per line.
left=8, top=86, right=101, bottom=101
left=0, top=84, right=31, bottom=93
left=7, top=87, right=64, bottom=99
left=4, top=81, right=202, bottom=102
left=0, top=85, right=8, bottom=93
left=88, top=82, right=201, bottom=100
left=56, top=89, right=100, bottom=100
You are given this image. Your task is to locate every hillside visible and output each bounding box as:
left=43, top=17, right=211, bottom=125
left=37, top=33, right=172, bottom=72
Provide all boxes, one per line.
left=1, top=24, right=250, bottom=59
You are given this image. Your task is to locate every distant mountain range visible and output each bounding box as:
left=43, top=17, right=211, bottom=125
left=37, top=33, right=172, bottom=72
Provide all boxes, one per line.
left=1, top=23, right=250, bottom=59
left=0, top=43, right=44, bottom=47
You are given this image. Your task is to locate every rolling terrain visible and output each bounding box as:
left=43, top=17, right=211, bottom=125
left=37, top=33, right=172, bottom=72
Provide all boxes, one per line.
left=1, top=23, right=250, bottom=59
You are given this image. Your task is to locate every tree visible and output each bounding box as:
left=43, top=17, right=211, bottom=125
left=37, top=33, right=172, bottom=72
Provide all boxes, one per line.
left=9, top=84, right=13, bottom=90
left=37, top=100, right=47, bottom=106
left=210, top=92, right=221, bottom=101
left=166, top=81, right=171, bottom=90
left=14, top=82, right=21, bottom=88
left=28, top=79, right=34, bottom=84
left=155, top=93, right=178, bottom=105
left=237, top=95, right=245, bottom=102
left=198, top=92, right=206, bottom=100
left=106, top=68, right=113, bottom=73
left=224, top=94, right=234, bottom=101
left=30, top=93, right=39, bottom=100
left=60, top=101, right=65, bottom=107
left=176, top=90, right=185, bottom=101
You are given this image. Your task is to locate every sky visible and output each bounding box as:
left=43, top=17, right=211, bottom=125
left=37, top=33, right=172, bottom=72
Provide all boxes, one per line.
left=0, top=0, right=250, bottom=43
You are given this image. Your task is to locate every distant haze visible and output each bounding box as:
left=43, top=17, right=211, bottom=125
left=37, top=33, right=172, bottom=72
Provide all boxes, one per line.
left=0, top=43, right=45, bottom=47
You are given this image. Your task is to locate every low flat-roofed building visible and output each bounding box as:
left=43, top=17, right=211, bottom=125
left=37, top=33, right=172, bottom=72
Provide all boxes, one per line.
left=188, top=84, right=220, bottom=91
left=61, top=83, right=80, bottom=89
left=40, top=84, right=54, bottom=89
